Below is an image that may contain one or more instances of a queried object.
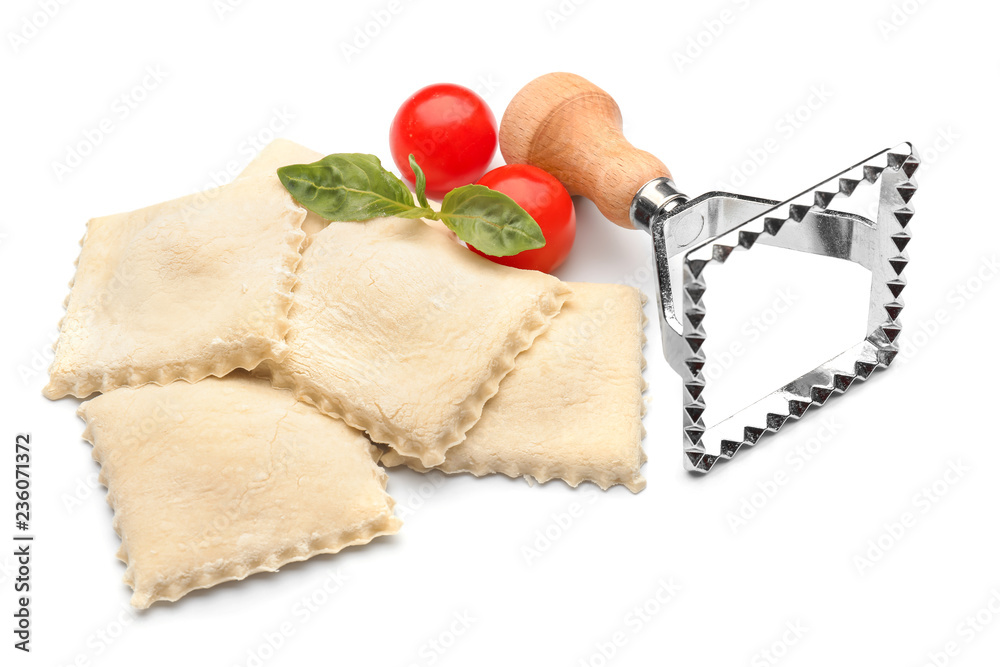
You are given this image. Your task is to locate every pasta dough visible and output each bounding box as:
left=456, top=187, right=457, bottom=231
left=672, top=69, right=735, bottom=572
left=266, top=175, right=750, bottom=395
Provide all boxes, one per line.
left=237, top=138, right=324, bottom=181
left=79, top=375, right=401, bottom=608
left=381, top=283, right=648, bottom=492
left=260, top=216, right=571, bottom=467
left=44, top=174, right=307, bottom=399
left=236, top=139, right=327, bottom=235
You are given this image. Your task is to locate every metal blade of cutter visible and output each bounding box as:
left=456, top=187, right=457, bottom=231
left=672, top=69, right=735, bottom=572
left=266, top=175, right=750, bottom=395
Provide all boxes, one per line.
left=643, top=143, right=918, bottom=474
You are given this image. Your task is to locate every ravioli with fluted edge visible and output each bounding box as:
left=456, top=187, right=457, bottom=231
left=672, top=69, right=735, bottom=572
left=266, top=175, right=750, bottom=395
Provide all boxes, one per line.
left=382, top=282, right=648, bottom=492
left=258, top=215, right=571, bottom=467
left=44, top=174, right=306, bottom=399
left=79, top=375, right=401, bottom=608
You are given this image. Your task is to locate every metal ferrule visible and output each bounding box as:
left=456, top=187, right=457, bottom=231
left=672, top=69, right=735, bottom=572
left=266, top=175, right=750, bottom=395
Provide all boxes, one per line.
left=630, top=177, right=689, bottom=233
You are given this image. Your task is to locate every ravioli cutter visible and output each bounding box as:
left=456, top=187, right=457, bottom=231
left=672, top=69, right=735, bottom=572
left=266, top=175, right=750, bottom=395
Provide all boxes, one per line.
left=500, top=73, right=918, bottom=474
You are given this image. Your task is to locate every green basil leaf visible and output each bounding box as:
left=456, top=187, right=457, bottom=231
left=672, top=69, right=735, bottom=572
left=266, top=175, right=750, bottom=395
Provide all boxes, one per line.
left=438, top=185, right=546, bottom=256
left=409, top=154, right=430, bottom=209
left=277, top=153, right=423, bottom=221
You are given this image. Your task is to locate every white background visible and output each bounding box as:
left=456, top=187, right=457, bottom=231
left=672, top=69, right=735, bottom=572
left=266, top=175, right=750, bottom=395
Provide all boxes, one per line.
left=2, top=0, right=999, bottom=665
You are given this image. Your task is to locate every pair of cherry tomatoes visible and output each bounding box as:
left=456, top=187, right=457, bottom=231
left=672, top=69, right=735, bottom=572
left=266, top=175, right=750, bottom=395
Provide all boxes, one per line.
left=389, top=83, right=575, bottom=273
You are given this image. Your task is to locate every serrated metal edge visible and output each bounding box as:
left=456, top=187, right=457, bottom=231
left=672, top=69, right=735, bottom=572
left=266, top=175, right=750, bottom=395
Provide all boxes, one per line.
left=681, top=145, right=918, bottom=473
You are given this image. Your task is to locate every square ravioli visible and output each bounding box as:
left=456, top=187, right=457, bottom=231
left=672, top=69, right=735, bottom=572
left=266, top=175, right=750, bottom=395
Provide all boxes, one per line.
left=79, top=375, right=401, bottom=608
left=381, top=283, right=648, bottom=492
left=260, top=216, right=571, bottom=467
left=43, top=174, right=307, bottom=399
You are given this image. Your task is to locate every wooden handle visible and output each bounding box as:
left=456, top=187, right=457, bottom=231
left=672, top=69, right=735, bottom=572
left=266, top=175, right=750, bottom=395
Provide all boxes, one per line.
left=499, top=72, right=671, bottom=229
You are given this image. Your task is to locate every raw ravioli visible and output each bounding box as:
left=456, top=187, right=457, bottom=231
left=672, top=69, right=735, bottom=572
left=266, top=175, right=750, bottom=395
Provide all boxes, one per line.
left=382, top=283, right=648, bottom=492
left=260, top=216, right=571, bottom=467
left=44, top=175, right=306, bottom=399
left=79, top=375, right=400, bottom=608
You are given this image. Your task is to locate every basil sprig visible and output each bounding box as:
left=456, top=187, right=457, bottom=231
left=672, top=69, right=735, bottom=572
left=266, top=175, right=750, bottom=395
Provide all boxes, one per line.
left=277, top=153, right=545, bottom=257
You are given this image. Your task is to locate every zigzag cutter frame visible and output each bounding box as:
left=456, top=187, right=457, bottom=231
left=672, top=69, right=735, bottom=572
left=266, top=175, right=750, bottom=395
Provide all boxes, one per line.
left=649, top=143, right=919, bottom=473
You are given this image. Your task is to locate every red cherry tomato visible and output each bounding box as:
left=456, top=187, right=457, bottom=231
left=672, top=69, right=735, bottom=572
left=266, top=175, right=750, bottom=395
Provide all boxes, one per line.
left=469, top=165, right=576, bottom=274
left=389, top=84, right=497, bottom=195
